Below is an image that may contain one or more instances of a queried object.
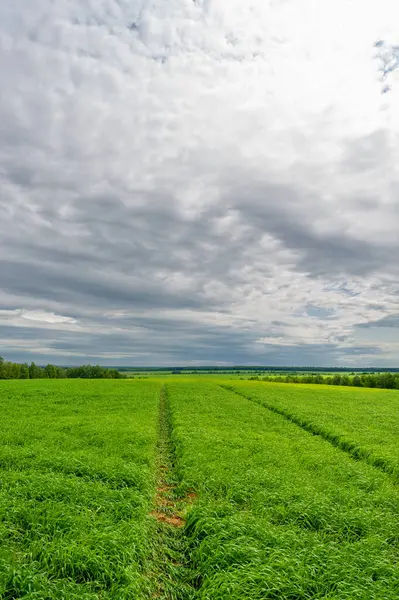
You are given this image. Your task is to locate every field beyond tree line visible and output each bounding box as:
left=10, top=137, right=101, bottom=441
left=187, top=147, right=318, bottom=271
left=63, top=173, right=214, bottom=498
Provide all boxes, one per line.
left=1, top=377, right=399, bottom=598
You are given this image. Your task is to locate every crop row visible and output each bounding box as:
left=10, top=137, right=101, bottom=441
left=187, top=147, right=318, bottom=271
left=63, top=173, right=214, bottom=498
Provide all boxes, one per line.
left=0, top=379, right=161, bottom=599
left=228, top=381, right=399, bottom=477
left=167, top=381, right=399, bottom=599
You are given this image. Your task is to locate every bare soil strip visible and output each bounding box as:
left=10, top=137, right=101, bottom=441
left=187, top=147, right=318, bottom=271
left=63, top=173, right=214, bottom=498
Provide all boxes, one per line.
left=150, top=386, right=196, bottom=599
left=222, top=385, right=397, bottom=480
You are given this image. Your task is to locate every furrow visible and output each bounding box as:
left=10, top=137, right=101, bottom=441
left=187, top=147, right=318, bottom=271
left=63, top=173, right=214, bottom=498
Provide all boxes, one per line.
left=221, top=384, right=398, bottom=481
left=150, top=386, right=196, bottom=599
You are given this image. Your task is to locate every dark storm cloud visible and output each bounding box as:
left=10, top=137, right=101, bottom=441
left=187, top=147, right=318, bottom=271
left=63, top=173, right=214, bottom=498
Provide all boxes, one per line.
left=0, top=260, right=211, bottom=311
left=1, top=321, right=359, bottom=368
left=229, top=179, right=398, bottom=278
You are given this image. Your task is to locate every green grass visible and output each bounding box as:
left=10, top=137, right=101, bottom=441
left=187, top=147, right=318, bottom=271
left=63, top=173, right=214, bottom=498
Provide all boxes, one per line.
left=228, top=381, right=399, bottom=476
left=2, top=377, right=399, bottom=599
left=0, top=379, right=161, bottom=599
left=166, top=381, right=399, bottom=599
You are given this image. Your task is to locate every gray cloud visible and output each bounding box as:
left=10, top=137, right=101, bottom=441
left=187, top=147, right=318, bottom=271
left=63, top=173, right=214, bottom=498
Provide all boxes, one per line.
left=228, top=179, right=397, bottom=278
left=1, top=0, right=399, bottom=366
left=358, top=314, right=399, bottom=328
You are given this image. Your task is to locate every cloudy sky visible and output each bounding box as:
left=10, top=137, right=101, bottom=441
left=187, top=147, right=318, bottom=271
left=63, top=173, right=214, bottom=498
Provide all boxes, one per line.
left=1, top=0, right=399, bottom=367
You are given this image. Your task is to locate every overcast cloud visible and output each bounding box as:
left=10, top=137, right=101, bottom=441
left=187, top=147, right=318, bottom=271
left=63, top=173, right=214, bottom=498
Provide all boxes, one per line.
left=1, top=0, right=399, bottom=366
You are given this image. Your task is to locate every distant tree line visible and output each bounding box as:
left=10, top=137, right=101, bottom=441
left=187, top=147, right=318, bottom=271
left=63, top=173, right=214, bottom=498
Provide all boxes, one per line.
left=65, top=365, right=123, bottom=379
left=0, top=357, right=123, bottom=380
left=249, top=372, right=399, bottom=390
left=119, top=365, right=399, bottom=373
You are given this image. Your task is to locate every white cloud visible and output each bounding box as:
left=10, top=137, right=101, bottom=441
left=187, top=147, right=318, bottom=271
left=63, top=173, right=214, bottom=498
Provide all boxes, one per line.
left=0, top=309, right=76, bottom=326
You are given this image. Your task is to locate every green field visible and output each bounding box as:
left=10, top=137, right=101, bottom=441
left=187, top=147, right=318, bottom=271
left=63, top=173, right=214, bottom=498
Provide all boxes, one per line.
left=0, top=379, right=161, bottom=599
left=228, top=381, right=399, bottom=476
left=1, top=378, right=399, bottom=598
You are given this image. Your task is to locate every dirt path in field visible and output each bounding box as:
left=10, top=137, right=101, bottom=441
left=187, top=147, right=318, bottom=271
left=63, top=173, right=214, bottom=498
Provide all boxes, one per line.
left=150, top=386, right=196, bottom=599
left=151, top=386, right=185, bottom=527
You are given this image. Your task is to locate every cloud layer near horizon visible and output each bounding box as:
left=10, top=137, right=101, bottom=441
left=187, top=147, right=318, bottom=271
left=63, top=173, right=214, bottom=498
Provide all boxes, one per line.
left=1, top=0, right=399, bottom=366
